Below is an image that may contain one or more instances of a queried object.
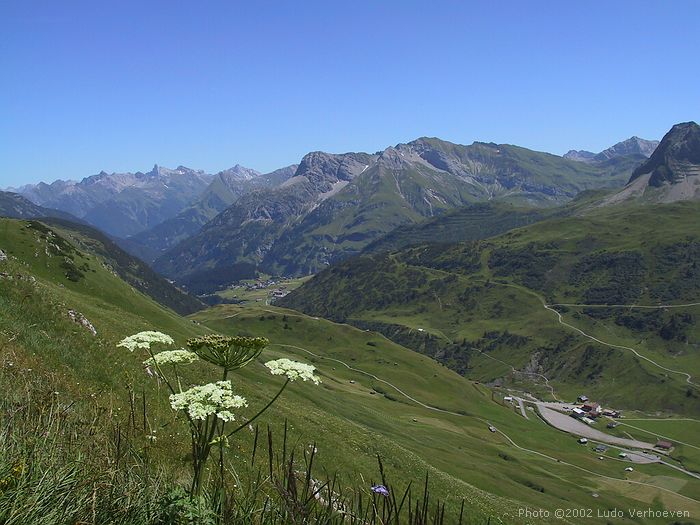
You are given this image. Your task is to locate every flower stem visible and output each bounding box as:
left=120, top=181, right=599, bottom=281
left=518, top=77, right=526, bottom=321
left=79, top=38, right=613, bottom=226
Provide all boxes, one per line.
left=226, top=379, right=289, bottom=438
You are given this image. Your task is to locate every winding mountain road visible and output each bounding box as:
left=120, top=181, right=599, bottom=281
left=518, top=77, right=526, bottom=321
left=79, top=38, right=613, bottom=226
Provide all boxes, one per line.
left=219, top=304, right=700, bottom=487
left=265, top=341, right=700, bottom=491
left=543, top=302, right=698, bottom=387
left=549, top=302, right=700, bottom=309
left=484, top=279, right=699, bottom=388
left=269, top=343, right=464, bottom=417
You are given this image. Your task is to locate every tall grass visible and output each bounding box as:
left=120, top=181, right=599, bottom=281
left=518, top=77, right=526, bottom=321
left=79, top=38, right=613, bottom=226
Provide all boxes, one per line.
left=198, top=421, right=474, bottom=524
left=0, top=354, right=484, bottom=524
left=0, top=352, right=165, bottom=524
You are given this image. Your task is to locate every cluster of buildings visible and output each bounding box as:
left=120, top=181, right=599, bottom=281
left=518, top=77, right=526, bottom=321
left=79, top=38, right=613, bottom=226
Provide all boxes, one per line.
left=270, top=287, right=290, bottom=299
left=571, top=395, right=675, bottom=452
left=229, top=278, right=283, bottom=291
left=570, top=395, right=621, bottom=425
left=226, top=279, right=291, bottom=301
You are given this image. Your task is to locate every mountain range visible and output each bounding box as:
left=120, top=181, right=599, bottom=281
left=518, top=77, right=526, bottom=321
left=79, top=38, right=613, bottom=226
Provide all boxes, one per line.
left=7, top=127, right=689, bottom=296
left=125, top=164, right=298, bottom=261
left=152, top=136, right=650, bottom=291
left=10, top=164, right=214, bottom=238
left=361, top=122, right=700, bottom=255
left=564, top=136, right=659, bottom=163
left=7, top=163, right=299, bottom=261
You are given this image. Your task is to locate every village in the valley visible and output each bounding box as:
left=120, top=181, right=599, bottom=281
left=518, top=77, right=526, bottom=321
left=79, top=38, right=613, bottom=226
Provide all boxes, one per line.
left=211, top=276, right=312, bottom=306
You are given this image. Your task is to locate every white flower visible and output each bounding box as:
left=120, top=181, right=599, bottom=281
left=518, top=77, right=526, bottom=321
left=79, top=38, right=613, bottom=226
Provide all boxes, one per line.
left=169, top=381, right=247, bottom=421
left=144, top=349, right=198, bottom=367
left=117, top=331, right=174, bottom=352
left=217, top=411, right=235, bottom=422
left=265, top=358, right=321, bottom=384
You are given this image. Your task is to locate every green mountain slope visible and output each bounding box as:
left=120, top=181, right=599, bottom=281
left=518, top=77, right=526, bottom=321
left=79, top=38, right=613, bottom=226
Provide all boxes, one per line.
left=156, top=139, right=641, bottom=291
left=39, top=217, right=205, bottom=315
left=281, top=201, right=700, bottom=415
left=362, top=202, right=552, bottom=255
left=0, top=218, right=205, bottom=343
left=3, top=216, right=697, bottom=522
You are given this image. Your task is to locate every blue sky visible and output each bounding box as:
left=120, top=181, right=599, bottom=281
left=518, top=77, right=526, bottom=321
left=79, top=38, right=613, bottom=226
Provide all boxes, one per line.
left=2, top=1, right=699, bottom=186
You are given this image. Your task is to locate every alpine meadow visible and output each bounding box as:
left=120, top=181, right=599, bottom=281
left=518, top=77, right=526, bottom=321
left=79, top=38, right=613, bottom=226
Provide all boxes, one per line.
left=2, top=2, right=700, bottom=524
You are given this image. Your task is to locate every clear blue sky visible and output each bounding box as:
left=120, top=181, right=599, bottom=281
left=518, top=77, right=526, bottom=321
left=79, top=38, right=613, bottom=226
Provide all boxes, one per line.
left=2, top=1, right=699, bottom=187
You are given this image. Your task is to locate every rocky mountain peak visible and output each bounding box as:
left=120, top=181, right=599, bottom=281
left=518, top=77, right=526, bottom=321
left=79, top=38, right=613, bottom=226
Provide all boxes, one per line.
left=596, top=136, right=659, bottom=161
left=601, top=122, right=700, bottom=205
left=564, top=136, right=659, bottom=164
left=218, top=164, right=261, bottom=182
left=629, top=121, right=700, bottom=187
left=563, top=150, right=596, bottom=162
left=294, top=151, right=373, bottom=186
left=376, top=145, right=418, bottom=170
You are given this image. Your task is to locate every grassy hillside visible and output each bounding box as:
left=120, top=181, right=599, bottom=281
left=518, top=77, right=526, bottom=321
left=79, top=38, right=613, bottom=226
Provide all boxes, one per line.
left=362, top=202, right=550, bottom=256
left=361, top=191, right=611, bottom=256
left=282, top=201, right=700, bottom=415
left=10, top=218, right=204, bottom=315
left=191, top=305, right=700, bottom=523
left=2, top=217, right=698, bottom=522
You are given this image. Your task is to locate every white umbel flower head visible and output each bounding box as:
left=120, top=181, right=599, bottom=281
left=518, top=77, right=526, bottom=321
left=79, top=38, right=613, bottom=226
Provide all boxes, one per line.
left=144, top=350, right=198, bottom=367
left=117, top=331, right=174, bottom=352
left=265, top=358, right=321, bottom=384
left=216, top=410, right=236, bottom=422
left=169, top=381, right=247, bottom=421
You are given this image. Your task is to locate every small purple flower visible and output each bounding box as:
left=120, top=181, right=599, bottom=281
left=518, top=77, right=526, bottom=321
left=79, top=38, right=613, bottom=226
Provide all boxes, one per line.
left=371, top=484, right=389, bottom=497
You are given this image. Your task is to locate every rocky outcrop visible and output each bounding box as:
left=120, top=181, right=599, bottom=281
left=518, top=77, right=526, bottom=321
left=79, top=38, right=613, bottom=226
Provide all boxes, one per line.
left=68, top=309, right=97, bottom=336
left=629, top=122, right=700, bottom=187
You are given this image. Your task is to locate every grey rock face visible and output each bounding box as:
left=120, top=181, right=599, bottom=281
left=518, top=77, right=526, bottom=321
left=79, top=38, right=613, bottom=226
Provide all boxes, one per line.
left=15, top=165, right=215, bottom=237
left=630, top=122, right=700, bottom=187
left=564, top=137, right=659, bottom=164
left=595, top=137, right=659, bottom=162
